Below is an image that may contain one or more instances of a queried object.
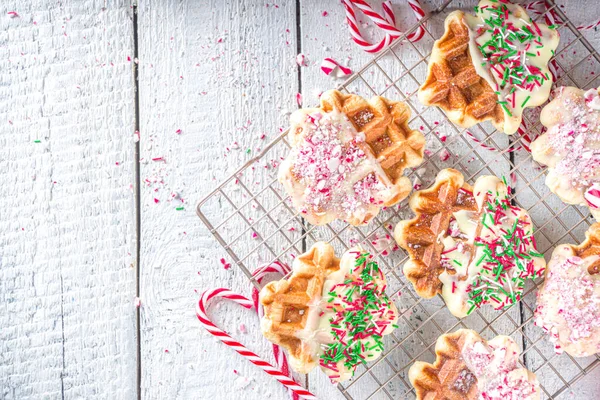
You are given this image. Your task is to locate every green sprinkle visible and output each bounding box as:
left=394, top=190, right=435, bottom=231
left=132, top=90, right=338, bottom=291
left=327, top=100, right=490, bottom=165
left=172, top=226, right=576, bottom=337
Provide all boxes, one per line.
left=175, top=207, right=184, bottom=211
left=34, top=140, right=41, bottom=143
left=521, top=96, right=531, bottom=108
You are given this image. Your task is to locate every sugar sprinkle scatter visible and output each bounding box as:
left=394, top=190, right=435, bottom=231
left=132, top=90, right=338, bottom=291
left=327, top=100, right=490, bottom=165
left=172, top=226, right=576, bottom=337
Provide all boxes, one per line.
left=319, top=251, right=397, bottom=381
left=465, top=183, right=545, bottom=315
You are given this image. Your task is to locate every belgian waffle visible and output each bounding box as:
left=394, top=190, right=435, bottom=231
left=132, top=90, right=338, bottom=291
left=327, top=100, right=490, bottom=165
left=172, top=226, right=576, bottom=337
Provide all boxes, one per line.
left=418, top=10, right=504, bottom=131
left=531, top=86, right=600, bottom=221
left=278, top=89, right=425, bottom=226
left=410, top=329, right=539, bottom=399
left=260, top=242, right=398, bottom=381
left=395, top=169, right=545, bottom=317
left=535, top=223, right=600, bottom=357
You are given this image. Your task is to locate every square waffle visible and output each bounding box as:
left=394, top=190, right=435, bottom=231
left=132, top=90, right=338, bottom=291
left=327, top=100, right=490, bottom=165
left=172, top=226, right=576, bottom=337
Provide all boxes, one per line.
left=278, top=89, right=425, bottom=226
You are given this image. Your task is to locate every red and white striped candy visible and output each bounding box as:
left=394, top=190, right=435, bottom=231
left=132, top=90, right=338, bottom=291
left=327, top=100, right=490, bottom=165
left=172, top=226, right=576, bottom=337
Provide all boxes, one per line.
left=341, top=0, right=426, bottom=53
left=197, top=261, right=313, bottom=399
left=584, top=184, right=600, bottom=209
left=320, top=57, right=353, bottom=76
left=197, top=287, right=315, bottom=399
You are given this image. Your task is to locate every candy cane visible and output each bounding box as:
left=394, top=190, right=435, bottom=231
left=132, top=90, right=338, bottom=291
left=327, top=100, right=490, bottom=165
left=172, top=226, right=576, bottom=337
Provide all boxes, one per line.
left=321, top=58, right=353, bottom=76
left=197, top=261, right=312, bottom=399
left=197, top=287, right=315, bottom=399
left=341, top=0, right=426, bottom=53
left=525, top=1, right=600, bottom=31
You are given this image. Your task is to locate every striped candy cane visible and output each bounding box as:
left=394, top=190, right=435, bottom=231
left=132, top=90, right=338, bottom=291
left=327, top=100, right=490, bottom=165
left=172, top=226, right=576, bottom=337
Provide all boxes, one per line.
left=250, top=261, right=296, bottom=398
left=196, top=262, right=315, bottom=399
left=524, top=1, right=600, bottom=31
left=321, top=57, right=353, bottom=76
left=342, top=0, right=426, bottom=53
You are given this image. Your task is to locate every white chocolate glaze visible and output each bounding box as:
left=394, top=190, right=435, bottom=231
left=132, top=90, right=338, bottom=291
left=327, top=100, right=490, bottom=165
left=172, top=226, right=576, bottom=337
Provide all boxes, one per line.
left=293, top=246, right=398, bottom=382
left=462, top=334, right=540, bottom=400
left=534, top=246, right=600, bottom=357
left=531, top=86, right=600, bottom=220
left=278, top=109, right=399, bottom=226
left=464, top=0, right=559, bottom=134
left=439, top=176, right=546, bottom=317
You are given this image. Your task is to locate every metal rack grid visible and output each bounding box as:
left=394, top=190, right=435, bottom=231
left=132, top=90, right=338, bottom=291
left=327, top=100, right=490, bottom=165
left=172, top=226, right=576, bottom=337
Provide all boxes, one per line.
left=197, top=0, right=600, bottom=398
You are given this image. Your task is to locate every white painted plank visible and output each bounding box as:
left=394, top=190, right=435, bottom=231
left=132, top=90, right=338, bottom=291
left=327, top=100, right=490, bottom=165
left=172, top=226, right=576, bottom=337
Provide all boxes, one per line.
left=137, top=1, right=299, bottom=398
left=0, top=1, right=137, bottom=399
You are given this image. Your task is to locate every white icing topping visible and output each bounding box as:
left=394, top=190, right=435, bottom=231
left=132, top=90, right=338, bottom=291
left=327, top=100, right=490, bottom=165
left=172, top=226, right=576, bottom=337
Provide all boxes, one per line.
left=531, top=86, right=600, bottom=220
left=439, top=176, right=545, bottom=317
left=462, top=335, right=540, bottom=400
left=535, top=248, right=600, bottom=357
left=279, top=109, right=396, bottom=225
left=464, top=0, right=559, bottom=134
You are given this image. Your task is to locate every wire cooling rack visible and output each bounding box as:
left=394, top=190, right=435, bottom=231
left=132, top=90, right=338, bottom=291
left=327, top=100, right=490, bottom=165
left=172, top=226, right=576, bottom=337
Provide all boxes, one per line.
left=197, top=0, right=600, bottom=398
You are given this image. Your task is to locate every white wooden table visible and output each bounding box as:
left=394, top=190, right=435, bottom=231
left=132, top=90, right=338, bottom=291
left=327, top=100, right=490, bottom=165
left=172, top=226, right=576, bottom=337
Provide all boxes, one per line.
left=1, top=1, right=599, bottom=399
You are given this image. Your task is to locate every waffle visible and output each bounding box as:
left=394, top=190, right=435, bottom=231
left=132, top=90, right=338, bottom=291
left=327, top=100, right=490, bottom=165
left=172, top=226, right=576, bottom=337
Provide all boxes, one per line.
left=419, top=0, right=559, bottom=135
left=259, top=242, right=398, bottom=381
left=410, top=329, right=539, bottom=399
left=418, top=11, right=504, bottom=131
left=278, top=89, right=425, bottom=226
left=535, top=223, right=600, bottom=357
left=395, top=169, right=545, bottom=317
left=531, top=86, right=600, bottom=221
left=394, top=168, right=477, bottom=299
left=260, top=242, right=340, bottom=374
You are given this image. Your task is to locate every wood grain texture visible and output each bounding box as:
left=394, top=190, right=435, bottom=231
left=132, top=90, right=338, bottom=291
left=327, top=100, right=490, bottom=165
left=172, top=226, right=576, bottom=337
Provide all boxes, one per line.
left=137, top=1, right=299, bottom=398
left=0, top=1, right=137, bottom=399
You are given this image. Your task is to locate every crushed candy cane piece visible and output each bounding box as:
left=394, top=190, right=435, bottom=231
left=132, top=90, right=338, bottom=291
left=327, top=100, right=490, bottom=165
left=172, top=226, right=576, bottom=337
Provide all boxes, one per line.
left=296, top=53, right=307, bottom=66
left=585, top=184, right=600, bottom=209
left=220, top=258, right=232, bottom=270
left=320, top=57, right=352, bottom=77
left=439, top=148, right=451, bottom=161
